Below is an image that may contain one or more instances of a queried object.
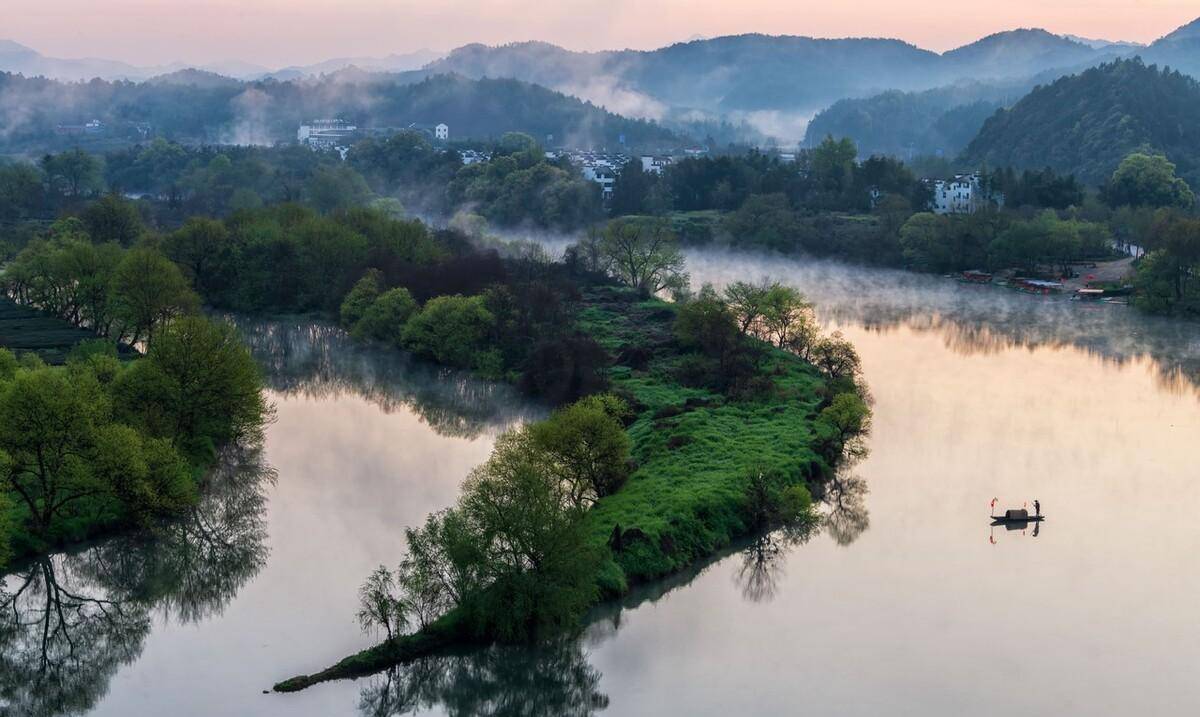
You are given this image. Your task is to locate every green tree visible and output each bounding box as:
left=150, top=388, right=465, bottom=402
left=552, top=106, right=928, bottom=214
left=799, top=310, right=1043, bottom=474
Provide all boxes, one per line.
left=401, top=295, right=495, bottom=369
left=457, top=429, right=600, bottom=641
left=529, top=394, right=632, bottom=506
left=112, top=247, right=199, bottom=346
left=163, top=217, right=231, bottom=298
left=133, top=316, right=269, bottom=454
left=80, top=194, right=144, bottom=246
left=1104, top=153, right=1195, bottom=209
left=600, top=218, right=689, bottom=297
left=41, top=149, right=104, bottom=198
left=305, top=164, right=372, bottom=214
left=339, top=269, right=383, bottom=328
left=353, top=287, right=419, bottom=346
left=0, top=368, right=111, bottom=535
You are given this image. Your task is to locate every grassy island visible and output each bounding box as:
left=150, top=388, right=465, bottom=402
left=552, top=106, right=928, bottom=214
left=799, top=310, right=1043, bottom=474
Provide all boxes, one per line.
left=272, top=230, right=868, bottom=690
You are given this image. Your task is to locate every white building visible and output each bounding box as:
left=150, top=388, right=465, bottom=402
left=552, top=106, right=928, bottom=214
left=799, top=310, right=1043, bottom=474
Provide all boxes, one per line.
left=581, top=164, right=617, bottom=200
left=640, top=155, right=672, bottom=175
left=435, top=123, right=449, bottom=141
left=929, top=174, right=1001, bottom=215
left=298, top=119, right=358, bottom=150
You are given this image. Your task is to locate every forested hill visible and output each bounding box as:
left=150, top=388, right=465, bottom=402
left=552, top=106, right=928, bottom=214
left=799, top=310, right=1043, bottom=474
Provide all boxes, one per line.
left=961, top=59, right=1200, bottom=186
left=0, top=71, right=681, bottom=154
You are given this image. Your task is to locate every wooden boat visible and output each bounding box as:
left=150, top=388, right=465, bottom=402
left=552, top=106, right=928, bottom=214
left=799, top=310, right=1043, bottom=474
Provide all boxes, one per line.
left=990, top=508, right=1045, bottom=525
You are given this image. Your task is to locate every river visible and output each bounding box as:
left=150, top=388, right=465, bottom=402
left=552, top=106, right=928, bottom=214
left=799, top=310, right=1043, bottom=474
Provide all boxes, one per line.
left=3, top=253, right=1198, bottom=716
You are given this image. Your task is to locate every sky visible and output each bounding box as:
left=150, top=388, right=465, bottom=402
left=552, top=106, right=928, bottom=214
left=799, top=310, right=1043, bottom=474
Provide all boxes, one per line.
left=6, top=0, right=1200, bottom=68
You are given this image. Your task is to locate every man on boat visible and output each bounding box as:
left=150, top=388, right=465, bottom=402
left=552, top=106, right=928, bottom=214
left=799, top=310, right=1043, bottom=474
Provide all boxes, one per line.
left=1034, top=500, right=1041, bottom=517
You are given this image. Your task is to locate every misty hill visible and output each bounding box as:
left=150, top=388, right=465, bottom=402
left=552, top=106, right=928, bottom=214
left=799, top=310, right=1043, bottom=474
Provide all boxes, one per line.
left=804, top=82, right=1025, bottom=158
left=263, top=49, right=442, bottom=81
left=0, top=71, right=681, bottom=153
left=422, top=29, right=1132, bottom=137
left=1139, top=18, right=1200, bottom=78
left=941, top=29, right=1105, bottom=79
left=0, top=39, right=158, bottom=81
left=962, top=58, right=1200, bottom=186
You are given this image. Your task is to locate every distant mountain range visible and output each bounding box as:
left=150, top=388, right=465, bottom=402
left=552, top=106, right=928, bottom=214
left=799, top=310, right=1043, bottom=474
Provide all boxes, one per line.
left=0, top=39, right=440, bottom=82
left=3, top=16, right=1200, bottom=153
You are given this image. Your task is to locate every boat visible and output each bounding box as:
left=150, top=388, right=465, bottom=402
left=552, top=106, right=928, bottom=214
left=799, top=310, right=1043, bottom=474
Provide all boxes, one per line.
left=990, top=508, right=1045, bottom=525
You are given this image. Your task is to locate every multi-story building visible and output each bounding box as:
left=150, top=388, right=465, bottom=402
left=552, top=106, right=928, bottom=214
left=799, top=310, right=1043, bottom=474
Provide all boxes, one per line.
left=297, top=119, right=358, bottom=150
left=929, top=174, right=1003, bottom=215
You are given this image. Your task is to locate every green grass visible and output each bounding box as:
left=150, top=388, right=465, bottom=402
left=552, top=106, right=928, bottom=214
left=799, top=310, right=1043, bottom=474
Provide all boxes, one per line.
left=576, top=284, right=830, bottom=583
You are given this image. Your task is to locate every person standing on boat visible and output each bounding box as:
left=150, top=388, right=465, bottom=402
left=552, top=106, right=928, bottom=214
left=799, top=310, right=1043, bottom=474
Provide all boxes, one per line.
left=1033, top=500, right=1041, bottom=517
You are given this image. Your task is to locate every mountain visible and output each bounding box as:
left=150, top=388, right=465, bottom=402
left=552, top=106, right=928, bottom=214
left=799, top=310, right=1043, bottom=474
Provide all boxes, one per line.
left=804, top=80, right=1029, bottom=158
left=425, top=30, right=1129, bottom=141
left=264, top=49, right=442, bottom=81
left=1062, top=34, right=1144, bottom=51
left=942, top=29, right=1103, bottom=79
left=962, top=58, right=1200, bottom=186
left=0, top=39, right=155, bottom=80
left=1139, top=17, right=1200, bottom=79
left=0, top=70, right=681, bottom=152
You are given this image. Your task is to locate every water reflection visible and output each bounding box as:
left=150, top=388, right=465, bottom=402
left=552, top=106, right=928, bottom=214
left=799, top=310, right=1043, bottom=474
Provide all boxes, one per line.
left=0, top=446, right=273, bottom=717
left=230, top=318, right=536, bottom=438
left=357, top=640, right=609, bottom=717
left=683, top=250, right=1200, bottom=396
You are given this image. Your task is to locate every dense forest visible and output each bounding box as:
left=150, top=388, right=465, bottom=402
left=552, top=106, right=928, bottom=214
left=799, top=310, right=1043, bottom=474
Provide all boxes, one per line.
left=963, top=59, right=1200, bottom=186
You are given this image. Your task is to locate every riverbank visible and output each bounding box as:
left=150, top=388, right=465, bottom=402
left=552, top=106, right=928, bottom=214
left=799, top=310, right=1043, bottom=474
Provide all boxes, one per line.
left=274, top=281, right=847, bottom=691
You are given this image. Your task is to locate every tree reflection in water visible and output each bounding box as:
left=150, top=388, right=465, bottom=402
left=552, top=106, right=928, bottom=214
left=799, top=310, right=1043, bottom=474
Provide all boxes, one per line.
left=822, top=471, right=871, bottom=548
left=735, top=519, right=820, bottom=604
left=0, top=446, right=273, bottom=717
left=357, top=639, right=610, bottom=717
left=229, top=318, right=539, bottom=439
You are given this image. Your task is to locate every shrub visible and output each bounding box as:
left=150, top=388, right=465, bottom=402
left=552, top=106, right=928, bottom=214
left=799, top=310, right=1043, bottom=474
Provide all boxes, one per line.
left=401, top=294, right=495, bottom=368
left=353, top=287, right=419, bottom=346
left=340, top=269, right=383, bottom=328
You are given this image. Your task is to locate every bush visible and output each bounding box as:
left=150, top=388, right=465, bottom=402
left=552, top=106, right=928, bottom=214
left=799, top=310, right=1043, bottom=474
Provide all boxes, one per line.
left=401, top=295, right=495, bottom=369
left=340, top=269, right=383, bottom=328
left=353, top=287, right=419, bottom=346
left=519, top=334, right=610, bottom=405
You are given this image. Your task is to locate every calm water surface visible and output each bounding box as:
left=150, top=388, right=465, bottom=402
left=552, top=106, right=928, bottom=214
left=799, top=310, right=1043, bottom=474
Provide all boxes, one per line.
left=3, top=254, right=1199, bottom=716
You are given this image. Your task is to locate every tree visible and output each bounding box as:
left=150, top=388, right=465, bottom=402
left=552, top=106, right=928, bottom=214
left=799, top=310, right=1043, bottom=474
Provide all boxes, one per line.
left=721, top=193, right=801, bottom=251
left=760, top=283, right=816, bottom=353
left=340, top=269, right=383, bottom=328
left=723, top=281, right=771, bottom=336
left=305, top=164, right=373, bottom=214
left=457, top=429, right=600, bottom=641
left=675, top=286, right=741, bottom=363
left=353, top=287, right=419, bottom=346
left=357, top=566, right=407, bottom=642
left=112, top=247, right=199, bottom=346
left=0, top=368, right=110, bottom=535
left=41, top=149, right=104, bottom=199
left=529, top=395, right=632, bottom=506
left=163, top=217, right=231, bottom=298
left=133, top=316, right=269, bottom=453
left=401, top=295, right=495, bottom=369
left=600, top=218, right=688, bottom=296
left=811, top=332, right=862, bottom=384
left=818, top=392, right=872, bottom=461
left=1104, top=153, right=1195, bottom=209
left=80, top=194, right=144, bottom=246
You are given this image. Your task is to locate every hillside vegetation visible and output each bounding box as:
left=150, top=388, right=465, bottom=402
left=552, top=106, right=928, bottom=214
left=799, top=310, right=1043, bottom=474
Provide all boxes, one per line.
left=963, top=59, right=1200, bottom=186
